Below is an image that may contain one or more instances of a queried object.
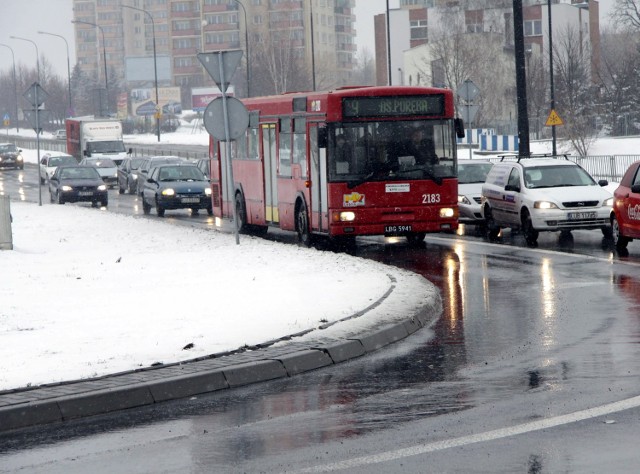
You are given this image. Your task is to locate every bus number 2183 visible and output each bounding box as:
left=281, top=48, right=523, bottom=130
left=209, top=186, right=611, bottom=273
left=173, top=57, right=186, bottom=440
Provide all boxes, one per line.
left=422, top=194, right=441, bottom=204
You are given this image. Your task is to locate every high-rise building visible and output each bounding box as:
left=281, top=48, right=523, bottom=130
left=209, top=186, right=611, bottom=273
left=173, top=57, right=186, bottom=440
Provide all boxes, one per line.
left=72, top=0, right=357, bottom=113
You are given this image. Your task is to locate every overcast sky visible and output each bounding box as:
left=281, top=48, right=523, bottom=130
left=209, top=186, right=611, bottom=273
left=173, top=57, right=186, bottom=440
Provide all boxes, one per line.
left=0, top=0, right=615, bottom=83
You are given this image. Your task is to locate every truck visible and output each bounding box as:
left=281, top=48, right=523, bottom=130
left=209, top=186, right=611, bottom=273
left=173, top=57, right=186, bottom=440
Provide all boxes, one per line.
left=66, top=117, right=132, bottom=165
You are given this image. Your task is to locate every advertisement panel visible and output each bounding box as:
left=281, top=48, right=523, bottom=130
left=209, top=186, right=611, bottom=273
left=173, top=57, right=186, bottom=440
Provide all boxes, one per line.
left=130, top=87, right=182, bottom=117
left=191, top=86, right=234, bottom=112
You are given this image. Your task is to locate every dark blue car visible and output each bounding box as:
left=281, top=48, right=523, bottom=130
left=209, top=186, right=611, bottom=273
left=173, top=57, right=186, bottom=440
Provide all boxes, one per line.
left=141, top=163, right=212, bottom=217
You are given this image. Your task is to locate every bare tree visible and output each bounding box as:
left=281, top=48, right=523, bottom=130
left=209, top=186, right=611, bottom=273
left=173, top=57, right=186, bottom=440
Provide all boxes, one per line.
left=553, top=25, right=596, bottom=156
left=611, top=0, right=640, bottom=28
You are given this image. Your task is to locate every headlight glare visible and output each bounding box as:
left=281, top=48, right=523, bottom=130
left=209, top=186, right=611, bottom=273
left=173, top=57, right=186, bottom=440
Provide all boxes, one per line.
left=162, top=188, right=175, bottom=196
left=205, top=187, right=212, bottom=196
left=534, top=201, right=558, bottom=209
left=97, top=185, right=107, bottom=191
left=440, top=207, right=455, bottom=218
left=604, top=197, right=614, bottom=207
left=61, top=185, right=73, bottom=191
left=458, top=195, right=471, bottom=205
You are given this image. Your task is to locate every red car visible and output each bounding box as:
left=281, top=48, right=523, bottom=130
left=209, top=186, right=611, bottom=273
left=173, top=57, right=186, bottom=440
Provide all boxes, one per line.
left=611, top=160, right=640, bottom=252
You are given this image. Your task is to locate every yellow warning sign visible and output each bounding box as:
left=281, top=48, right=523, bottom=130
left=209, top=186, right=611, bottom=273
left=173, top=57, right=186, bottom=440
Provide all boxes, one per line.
left=545, top=109, right=564, bottom=126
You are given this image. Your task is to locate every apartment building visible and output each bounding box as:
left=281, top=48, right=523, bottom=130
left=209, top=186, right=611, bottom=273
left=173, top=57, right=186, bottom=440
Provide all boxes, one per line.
left=72, top=0, right=356, bottom=111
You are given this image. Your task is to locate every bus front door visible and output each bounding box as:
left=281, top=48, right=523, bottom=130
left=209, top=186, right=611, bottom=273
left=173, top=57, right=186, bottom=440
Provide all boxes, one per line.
left=262, top=123, right=279, bottom=223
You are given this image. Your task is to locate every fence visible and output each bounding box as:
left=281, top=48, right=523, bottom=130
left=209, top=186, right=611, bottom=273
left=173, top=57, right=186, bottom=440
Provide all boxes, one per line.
left=8, top=137, right=207, bottom=161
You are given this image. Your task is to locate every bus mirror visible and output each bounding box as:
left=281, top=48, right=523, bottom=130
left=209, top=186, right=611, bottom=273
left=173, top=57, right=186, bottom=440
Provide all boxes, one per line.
left=318, top=128, right=328, bottom=148
left=454, top=118, right=465, bottom=139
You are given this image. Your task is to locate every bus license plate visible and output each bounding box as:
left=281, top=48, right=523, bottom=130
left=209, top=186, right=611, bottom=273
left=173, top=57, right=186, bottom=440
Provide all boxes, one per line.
left=181, top=197, right=200, bottom=204
left=568, top=211, right=596, bottom=220
left=385, top=225, right=412, bottom=235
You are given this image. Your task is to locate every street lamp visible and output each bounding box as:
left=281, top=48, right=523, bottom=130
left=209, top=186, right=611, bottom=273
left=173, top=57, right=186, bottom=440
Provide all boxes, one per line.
left=37, top=31, right=73, bottom=117
left=9, top=36, right=42, bottom=206
left=547, top=0, right=557, bottom=155
left=0, top=43, right=19, bottom=132
left=232, top=0, right=251, bottom=97
left=72, top=19, right=108, bottom=116
left=122, top=4, right=160, bottom=141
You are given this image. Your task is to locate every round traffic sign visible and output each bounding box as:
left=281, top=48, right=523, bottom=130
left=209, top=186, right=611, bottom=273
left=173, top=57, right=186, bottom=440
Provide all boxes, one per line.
left=203, top=96, right=249, bottom=141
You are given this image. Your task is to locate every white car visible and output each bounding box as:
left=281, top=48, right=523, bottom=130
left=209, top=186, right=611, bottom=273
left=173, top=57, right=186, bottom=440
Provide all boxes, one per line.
left=79, top=157, right=118, bottom=188
left=457, top=159, right=494, bottom=226
left=53, top=129, right=66, bottom=140
left=39, top=153, right=77, bottom=184
left=481, top=156, right=614, bottom=245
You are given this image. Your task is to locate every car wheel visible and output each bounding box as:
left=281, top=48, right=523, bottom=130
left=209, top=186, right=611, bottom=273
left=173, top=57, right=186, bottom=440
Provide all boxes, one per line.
left=49, top=192, right=55, bottom=203
left=612, top=215, right=630, bottom=250
left=522, top=209, right=538, bottom=246
left=156, top=198, right=165, bottom=217
left=235, top=193, right=248, bottom=233
left=484, top=206, right=500, bottom=240
left=296, top=199, right=312, bottom=247
left=40, top=176, right=45, bottom=185
left=57, top=192, right=64, bottom=205
left=191, top=208, right=199, bottom=215
left=142, top=198, right=151, bottom=215
left=118, top=186, right=124, bottom=195
left=207, top=207, right=213, bottom=216
left=601, top=225, right=613, bottom=238
left=128, top=181, right=136, bottom=194
left=101, top=200, right=108, bottom=207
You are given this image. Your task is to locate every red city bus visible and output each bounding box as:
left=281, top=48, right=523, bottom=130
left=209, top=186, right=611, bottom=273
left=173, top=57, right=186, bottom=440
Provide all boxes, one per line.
left=208, top=85, right=464, bottom=245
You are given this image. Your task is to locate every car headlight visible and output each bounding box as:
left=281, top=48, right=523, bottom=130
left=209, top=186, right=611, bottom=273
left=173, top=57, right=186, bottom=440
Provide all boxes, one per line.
left=534, top=201, right=558, bottom=209
left=61, top=185, right=73, bottom=191
left=205, top=187, right=212, bottom=196
left=162, top=188, right=175, bottom=196
left=458, top=195, right=471, bottom=205
left=604, top=197, right=614, bottom=207
left=98, top=185, right=107, bottom=191
left=16, top=155, right=23, bottom=162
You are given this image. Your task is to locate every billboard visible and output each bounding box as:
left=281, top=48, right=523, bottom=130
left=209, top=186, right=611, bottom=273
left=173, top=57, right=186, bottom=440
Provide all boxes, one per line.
left=125, top=56, right=172, bottom=83
left=131, top=87, right=182, bottom=117
left=191, top=86, right=234, bottom=112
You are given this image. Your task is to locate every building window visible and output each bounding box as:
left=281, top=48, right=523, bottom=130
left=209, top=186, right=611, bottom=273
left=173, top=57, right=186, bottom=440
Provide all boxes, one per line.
left=410, top=20, right=428, bottom=40
left=524, top=20, right=542, bottom=37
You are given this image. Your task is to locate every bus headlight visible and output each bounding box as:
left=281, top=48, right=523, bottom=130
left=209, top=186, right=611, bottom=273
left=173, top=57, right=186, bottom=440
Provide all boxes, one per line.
left=439, top=207, right=455, bottom=218
left=334, top=211, right=355, bottom=222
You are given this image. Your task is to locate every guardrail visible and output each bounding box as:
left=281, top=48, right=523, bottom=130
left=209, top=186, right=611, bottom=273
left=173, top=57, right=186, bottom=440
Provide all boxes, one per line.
left=6, top=137, right=207, bottom=161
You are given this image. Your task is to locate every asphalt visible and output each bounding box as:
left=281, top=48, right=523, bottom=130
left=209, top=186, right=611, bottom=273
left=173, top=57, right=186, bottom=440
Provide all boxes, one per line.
left=0, top=274, right=441, bottom=433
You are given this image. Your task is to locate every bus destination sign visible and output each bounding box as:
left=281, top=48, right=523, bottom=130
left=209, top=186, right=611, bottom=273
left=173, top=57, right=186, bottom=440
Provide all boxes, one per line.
left=342, top=95, right=445, bottom=119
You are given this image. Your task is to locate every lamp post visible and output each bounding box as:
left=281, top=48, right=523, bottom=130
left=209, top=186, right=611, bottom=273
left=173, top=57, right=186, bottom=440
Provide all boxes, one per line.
left=0, top=43, right=19, bottom=132
left=37, top=31, right=73, bottom=117
left=547, top=0, right=557, bottom=155
left=122, top=4, right=160, bottom=141
left=232, top=0, right=251, bottom=97
left=9, top=36, right=42, bottom=206
left=72, top=19, right=108, bottom=116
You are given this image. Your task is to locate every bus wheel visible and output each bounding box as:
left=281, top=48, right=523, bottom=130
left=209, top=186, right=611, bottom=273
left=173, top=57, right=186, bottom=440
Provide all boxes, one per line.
left=406, top=232, right=426, bottom=245
left=235, top=193, right=248, bottom=233
left=296, top=200, right=312, bottom=247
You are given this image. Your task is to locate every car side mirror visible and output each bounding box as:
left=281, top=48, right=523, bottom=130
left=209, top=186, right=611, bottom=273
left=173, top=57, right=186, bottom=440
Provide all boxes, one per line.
left=504, top=184, right=520, bottom=193
left=631, top=184, right=640, bottom=194
left=598, top=179, right=609, bottom=187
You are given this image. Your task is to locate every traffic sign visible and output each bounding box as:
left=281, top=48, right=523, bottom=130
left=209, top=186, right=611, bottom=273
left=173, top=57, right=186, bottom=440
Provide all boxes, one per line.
left=23, top=109, right=51, bottom=133
left=197, top=50, right=243, bottom=93
left=23, top=82, right=49, bottom=108
left=456, top=79, right=480, bottom=102
left=203, top=97, right=249, bottom=141
left=3, top=114, right=9, bottom=127
left=545, top=109, right=564, bottom=126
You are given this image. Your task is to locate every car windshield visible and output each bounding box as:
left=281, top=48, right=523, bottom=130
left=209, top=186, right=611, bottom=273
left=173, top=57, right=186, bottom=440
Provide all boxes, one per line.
left=0, top=144, right=17, bottom=153
left=458, top=162, right=493, bottom=184
left=524, top=165, right=597, bottom=188
left=49, top=156, right=76, bottom=167
left=130, top=158, right=145, bottom=169
left=328, top=120, right=457, bottom=186
left=59, top=167, right=100, bottom=180
left=158, top=166, right=205, bottom=181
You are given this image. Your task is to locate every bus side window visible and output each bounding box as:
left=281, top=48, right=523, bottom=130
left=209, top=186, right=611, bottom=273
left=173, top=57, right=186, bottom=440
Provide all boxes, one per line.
left=248, top=128, right=259, bottom=160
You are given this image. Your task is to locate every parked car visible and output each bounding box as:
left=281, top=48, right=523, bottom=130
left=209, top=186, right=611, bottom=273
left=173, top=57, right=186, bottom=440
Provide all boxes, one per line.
left=481, top=156, right=614, bottom=245
left=117, top=156, right=146, bottom=194
left=611, top=160, right=640, bottom=252
left=49, top=165, right=108, bottom=207
left=53, top=129, right=66, bottom=140
left=0, top=143, right=24, bottom=170
left=457, top=159, right=494, bottom=227
left=79, top=157, right=118, bottom=188
left=141, top=163, right=212, bottom=217
left=136, top=155, right=185, bottom=195
left=39, top=153, right=77, bottom=184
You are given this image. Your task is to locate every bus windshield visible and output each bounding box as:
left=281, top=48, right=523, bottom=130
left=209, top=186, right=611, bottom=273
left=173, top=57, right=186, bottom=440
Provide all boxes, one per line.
left=328, top=120, right=456, bottom=185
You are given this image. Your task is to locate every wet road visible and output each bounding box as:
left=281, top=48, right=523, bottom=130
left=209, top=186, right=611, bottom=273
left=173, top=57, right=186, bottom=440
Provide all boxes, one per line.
left=2, top=166, right=640, bottom=472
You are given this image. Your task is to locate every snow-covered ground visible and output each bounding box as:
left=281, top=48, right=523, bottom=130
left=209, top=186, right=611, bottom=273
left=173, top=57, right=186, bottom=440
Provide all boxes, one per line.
left=2, top=125, right=639, bottom=391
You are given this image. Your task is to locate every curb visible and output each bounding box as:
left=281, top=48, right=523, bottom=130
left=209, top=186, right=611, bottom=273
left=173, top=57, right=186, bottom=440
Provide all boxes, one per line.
left=0, top=277, right=440, bottom=433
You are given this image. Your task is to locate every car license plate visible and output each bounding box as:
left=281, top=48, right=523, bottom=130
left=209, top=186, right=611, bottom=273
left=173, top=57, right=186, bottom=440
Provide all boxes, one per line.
left=384, top=225, right=412, bottom=234
left=181, top=197, right=200, bottom=204
left=568, top=211, right=596, bottom=220
left=78, top=191, right=93, bottom=196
